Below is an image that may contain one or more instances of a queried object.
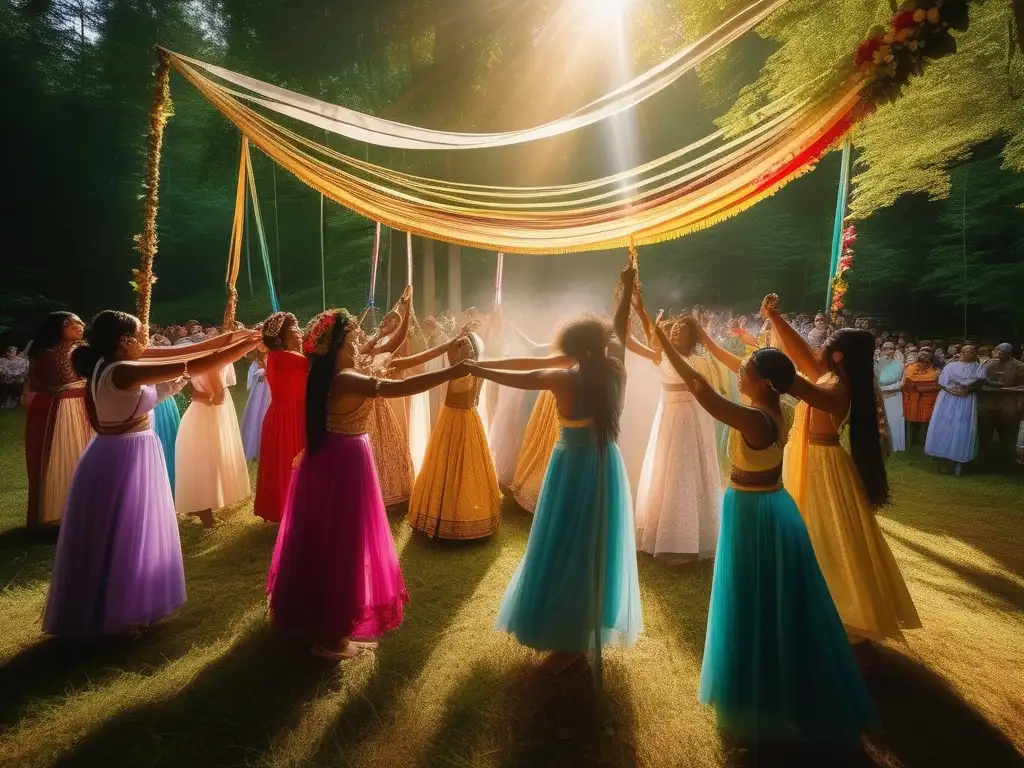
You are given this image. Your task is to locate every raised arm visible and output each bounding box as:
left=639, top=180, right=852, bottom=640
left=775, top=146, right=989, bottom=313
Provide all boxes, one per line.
left=688, top=317, right=743, bottom=374
left=787, top=374, right=850, bottom=420
left=656, top=324, right=774, bottom=445
left=111, top=338, right=258, bottom=391
left=625, top=333, right=661, bottom=363
left=389, top=337, right=456, bottom=372
left=474, top=353, right=574, bottom=371
left=760, top=296, right=826, bottom=378
left=372, top=290, right=413, bottom=355
left=613, top=265, right=636, bottom=350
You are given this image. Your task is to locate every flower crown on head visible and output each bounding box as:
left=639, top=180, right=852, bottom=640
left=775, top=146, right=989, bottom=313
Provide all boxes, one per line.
left=303, top=309, right=348, bottom=356
left=263, top=312, right=295, bottom=340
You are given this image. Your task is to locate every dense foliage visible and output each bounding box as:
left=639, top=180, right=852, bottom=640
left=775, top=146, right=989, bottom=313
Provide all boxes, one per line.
left=1, top=0, right=1022, bottom=343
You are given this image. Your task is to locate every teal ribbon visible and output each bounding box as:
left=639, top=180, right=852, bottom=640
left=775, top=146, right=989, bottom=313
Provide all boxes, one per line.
left=246, top=158, right=280, bottom=312
left=825, top=136, right=852, bottom=312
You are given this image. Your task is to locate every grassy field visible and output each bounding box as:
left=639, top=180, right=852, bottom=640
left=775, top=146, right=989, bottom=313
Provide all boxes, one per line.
left=0, top=402, right=1022, bottom=768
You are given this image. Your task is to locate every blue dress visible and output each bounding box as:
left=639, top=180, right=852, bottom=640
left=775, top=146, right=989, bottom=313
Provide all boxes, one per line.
left=496, top=376, right=642, bottom=653
left=700, top=419, right=877, bottom=743
left=152, top=397, right=181, bottom=494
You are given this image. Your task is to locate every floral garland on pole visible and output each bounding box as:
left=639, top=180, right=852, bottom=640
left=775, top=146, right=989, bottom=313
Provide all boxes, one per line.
left=830, top=225, right=856, bottom=321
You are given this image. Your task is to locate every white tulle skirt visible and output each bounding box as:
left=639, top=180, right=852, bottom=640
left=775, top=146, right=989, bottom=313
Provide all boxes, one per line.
left=174, top=396, right=251, bottom=514
left=635, top=392, right=721, bottom=560
left=488, top=385, right=529, bottom=487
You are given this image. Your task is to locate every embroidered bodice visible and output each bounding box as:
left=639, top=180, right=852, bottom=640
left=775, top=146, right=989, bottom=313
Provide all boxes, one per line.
left=327, top=397, right=373, bottom=435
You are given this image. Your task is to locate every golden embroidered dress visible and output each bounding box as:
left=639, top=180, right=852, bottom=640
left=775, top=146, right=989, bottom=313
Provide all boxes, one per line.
left=362, top=353, right=414, bottom=506
left=407, top=375, right=502, bottom=539
left=509, top=389, right=561, bottom=513
left=783, top=375, right=921, bottom=642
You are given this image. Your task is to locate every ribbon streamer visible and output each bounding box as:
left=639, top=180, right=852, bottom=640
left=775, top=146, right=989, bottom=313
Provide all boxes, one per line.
left=406, top=230, right=414, bottom=284
left=161, top=0, right=789, bottom=151
left=244, top=141, right=280, bottom=311
left=368, top=222, right=381, bottom=306
left=494, top=252, right=504, bottom=307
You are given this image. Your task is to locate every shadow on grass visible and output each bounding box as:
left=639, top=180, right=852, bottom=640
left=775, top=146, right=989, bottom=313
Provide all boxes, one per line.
left=494, top=659, right=639, bottom=768
left=636, top=553, right=714, bottom=660
left=0, top=521, right=274, bottom=729
left=0, top=526, right=59, bottom=590
left=866, top=645, right=1024, bottom=768
left=51, top=624, right=333, bottom=768
left=309, top=524, right=502, bottom=764
left=888, top=531, right=1024, bottom=613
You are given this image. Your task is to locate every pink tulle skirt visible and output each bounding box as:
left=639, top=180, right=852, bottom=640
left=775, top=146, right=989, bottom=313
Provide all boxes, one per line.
left=267, top=432, right=408, bottom=640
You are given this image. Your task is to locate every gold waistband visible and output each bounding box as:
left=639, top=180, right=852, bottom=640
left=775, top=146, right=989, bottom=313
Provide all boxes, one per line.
left=662, top=382, right=691, bottom=393
left=559, top=415, right=595, bottom=428
left=39, top=380, right=86, bottom=396
left=729, top=465, right=782, bottom=491
left=445, top=394, right=479, bottom=410
left=808, top=433, right=841, bottom=446
left=326, top=412, right=368, bottom=435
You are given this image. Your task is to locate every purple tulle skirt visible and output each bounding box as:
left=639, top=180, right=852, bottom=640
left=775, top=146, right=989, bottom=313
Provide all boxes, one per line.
left=43, top=431, right=186, bottom=640
left=267, top=432, right=408, bottom=640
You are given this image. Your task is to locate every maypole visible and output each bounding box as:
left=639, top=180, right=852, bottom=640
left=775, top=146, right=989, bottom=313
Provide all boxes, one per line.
left=133, top=49, right=173, bottom=337
left=825, top=136, right=852, bottom=317
left=493, top=252, right=504, bottom=307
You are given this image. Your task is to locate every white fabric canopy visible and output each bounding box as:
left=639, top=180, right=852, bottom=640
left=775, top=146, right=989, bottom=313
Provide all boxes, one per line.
left=163, top=0, right=788, bottom=151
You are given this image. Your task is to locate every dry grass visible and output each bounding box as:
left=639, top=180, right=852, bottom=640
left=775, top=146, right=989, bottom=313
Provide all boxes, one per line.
left=0, top=405, right=1022, bottom=768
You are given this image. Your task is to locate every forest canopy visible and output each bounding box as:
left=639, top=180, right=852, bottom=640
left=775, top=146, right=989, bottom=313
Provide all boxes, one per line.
left=2, top=0, right=1023, bottom=342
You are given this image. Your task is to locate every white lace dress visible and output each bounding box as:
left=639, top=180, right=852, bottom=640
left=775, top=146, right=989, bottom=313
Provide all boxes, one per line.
left=634, top=357, right=721, bottom=561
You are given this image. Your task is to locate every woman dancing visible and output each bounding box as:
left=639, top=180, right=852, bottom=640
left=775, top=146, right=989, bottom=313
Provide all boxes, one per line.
left=254, top=312, right=308, bottom=523
left=655, top=323, right=876, bottom=743
left=408, top=332, right=502, bottom=540
left=23, top=312, right=93, bottom=528
left=762, top=295, right=920, bottom=643
left=466, top=265, right=642, bottom=675
left=175, top=360, right=250, bottom=527
left=630, top=313, right=721, bottom=564
left=43, top=311, right=257, bottom=640
left=241, top=339, right=271, bottom=461
left=267, top=309, right=467, bottom=660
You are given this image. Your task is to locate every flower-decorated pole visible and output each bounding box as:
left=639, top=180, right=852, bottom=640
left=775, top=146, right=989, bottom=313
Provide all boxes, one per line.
left=825, top=136, right=852, bottom=316
left=133, top=48, right=174, bottom=338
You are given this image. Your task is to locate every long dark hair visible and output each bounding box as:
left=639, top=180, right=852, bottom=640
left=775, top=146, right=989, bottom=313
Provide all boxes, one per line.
left=29, top=311, right=77, bottom=358
left=557, top=316, right=623, bottom=446
left=304, top=311, right=350, bottom=455
left=825, top=328, right=891, bottom=508
left=71, top=311, right=140, bottom=378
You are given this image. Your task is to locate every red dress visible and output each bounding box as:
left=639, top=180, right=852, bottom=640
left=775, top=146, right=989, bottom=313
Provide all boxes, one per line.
left=254, top=351, right=308, bottom=522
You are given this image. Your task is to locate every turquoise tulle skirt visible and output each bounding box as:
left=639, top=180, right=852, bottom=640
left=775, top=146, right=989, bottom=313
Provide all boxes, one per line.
left=152, top=398, right=181, bottom=493
left=700, top=486, right=877, bottom=743
left=497, top=424, right=642, bottom=652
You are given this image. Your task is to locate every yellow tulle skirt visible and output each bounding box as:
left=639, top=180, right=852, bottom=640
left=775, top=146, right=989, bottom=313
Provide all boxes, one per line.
left=40, top=397, right=94, bottom=525
left=510, top=390, right=561, bottom=514
left=366, top=398, right=414, bottom=506
left=408, top=405, right=502, bottom=539
left=784, top=403, right=921, bottom=642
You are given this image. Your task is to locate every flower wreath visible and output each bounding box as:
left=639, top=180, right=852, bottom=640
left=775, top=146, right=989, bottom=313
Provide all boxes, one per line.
left=302, top=309, right=349, bottom=356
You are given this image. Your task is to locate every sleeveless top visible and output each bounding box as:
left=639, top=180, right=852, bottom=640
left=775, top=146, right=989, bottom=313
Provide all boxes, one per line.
left=91, top=360, right=157, bottom=432
left=727, top=410, right=784, bottom=491
left=558, top=367, right=624, bottom=430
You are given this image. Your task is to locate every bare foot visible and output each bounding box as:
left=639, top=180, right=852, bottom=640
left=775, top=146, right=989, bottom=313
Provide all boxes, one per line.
left=349, top=639, right=379, bottom=650
left=311, top=641, right=370, bottom=661
left=538, top=652, right=585, bottom=677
